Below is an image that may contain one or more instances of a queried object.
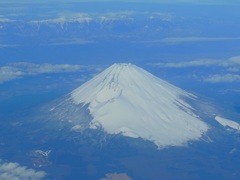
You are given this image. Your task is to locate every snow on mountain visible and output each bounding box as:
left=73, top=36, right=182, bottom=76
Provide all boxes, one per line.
left=69, top=63, right=209, bottom=148
left=215, top=116, right=240, bottom=130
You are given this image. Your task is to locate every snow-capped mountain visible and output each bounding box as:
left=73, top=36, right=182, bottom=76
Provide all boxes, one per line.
left=50, top=63, right=209, bottom=148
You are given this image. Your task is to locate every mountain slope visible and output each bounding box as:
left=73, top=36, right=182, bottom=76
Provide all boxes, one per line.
left=68, top=63, right=209, bottom=148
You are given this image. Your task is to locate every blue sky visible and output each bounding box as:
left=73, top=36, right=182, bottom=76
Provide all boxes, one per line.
left=1, top=0, right=240, bottom=4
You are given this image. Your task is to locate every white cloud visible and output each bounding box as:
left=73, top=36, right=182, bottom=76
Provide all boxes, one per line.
left=147, top=12, right=174, bottom=22
left=151, top=56, right=240, bottom=69
left=205, top=74, right=240, bottom=83
left=162, top=37, right=240, bottom=44
left=152, top=59, right=220, bottom=68
left=135, top=37, right=240, bottom=44
left=0, top=66, right=24, bottom=83
left=151, top=56, right=240, bottom=83
left=228, top=56, right=240, bottom=65
left=0, top=161, right=46, bottom=180
left=221, top=89, right=240, bottom=93
left=45, top=38, right=95, bottom=46
left=11, top=62, right=86, bottom=74
left=0, top=44, right=20, bottom=48
left=227, top=67, right=239, bottom=72
left=0, top=62, right=97, bottom=84
left=0, top=17, right=16, bottom=23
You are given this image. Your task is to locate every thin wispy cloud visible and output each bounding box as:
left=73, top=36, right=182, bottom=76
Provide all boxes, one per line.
left=0, top=62, right=99, bottom=84
left=151, top=56, right=240, bottom=68
left=151, top=59, right=220, bottom=68
left=151, top=56, right=240, bottom=83
left=135, top=37, right=240, bottom=44
left=0, top=66, right=23, bottom=83
left=205, top=74, right=240, bottom=83
left=146, top=12, right=174, bottom=22
left=162, top=37, right=240, bottom=44
left=0, top=160, right=46, bottom=180
left=10, top=62, right=86, bottom=74
left=0, top=16, right=16, bottom=23
left=0, top=44, right=20, bottom=48
left=45, top=38, right=95, bottom=46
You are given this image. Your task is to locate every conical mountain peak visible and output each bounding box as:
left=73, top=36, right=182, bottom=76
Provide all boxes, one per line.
left=111, top=63, right=133, bottom=68
left=69, top=64, right=209, bottom=148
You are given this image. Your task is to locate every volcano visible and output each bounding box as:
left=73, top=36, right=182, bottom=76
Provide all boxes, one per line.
left=50, top=63, right=209, bottom=148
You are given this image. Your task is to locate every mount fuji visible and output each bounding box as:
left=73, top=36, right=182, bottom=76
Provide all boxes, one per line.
left=49, top=63, right=213, bottom=149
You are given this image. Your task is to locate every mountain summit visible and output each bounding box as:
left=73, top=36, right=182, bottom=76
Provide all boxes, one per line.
left=67, top=63, right=209, bottom=148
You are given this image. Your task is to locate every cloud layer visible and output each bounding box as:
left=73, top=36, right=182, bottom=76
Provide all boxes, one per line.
left=205, top=74, right=240, bottom=83
left=0, top=160, right=46, bottom=180
left=44, top=38, right=95, bottom=46
left=151, top=56, right=240, bottom=83
left=152, top=56, right=240, bottom=68
left=135, top=37, right=240, bottom=44
left=0, top=62, right=95, bottom=84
